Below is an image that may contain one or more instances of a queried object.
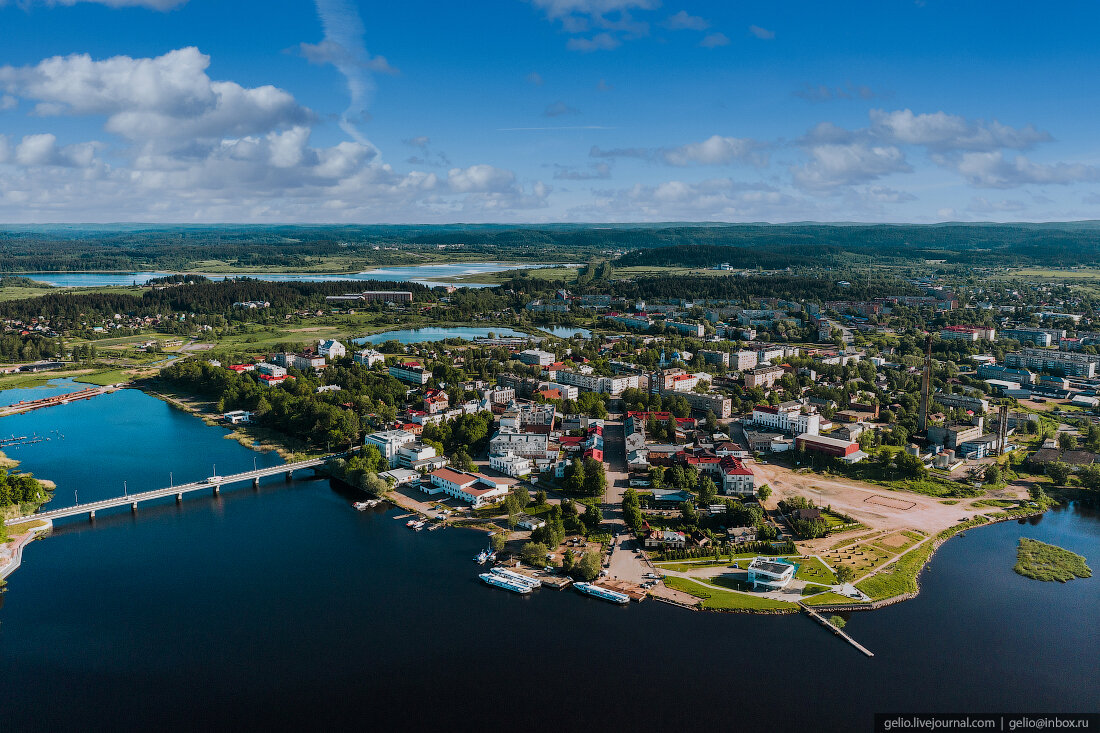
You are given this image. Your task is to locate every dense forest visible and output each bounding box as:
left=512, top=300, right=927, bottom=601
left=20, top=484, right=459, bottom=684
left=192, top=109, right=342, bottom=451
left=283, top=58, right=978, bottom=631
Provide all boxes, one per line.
left=3, top=222, right=1100, bottom=272
left=0, top=279, right=432, bottom=323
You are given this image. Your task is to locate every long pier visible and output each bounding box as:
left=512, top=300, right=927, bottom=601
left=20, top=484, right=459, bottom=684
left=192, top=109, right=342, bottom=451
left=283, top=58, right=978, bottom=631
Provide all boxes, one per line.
left=0, top=386, right=116, bottom=418
left=3, top=457, right=328, bottom=526
left=799, top=602, right=875, bottom=657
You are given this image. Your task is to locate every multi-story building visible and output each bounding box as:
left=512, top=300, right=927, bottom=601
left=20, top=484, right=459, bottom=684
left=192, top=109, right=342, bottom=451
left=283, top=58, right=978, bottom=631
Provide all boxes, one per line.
left=608, top=314, right=653, bottom=331
left=998, top=327, right=1058, bottom=348
left=664, top=320, right=705, bottom=337
left=389, top=361, right=431, bottom=385
left=732, top=350, right=759, bottom=371
left=976, top=363, right=1034, bottom=385
left=940, top=325, right=997, bottom=342
left=352, top=349, right=385, bottom=367
left=489, top=452, right=533, bottom=478
left=423, top=388, right=449, bottom=414
left=498, top=403, right=556, bottom=434
left=699, top=350, right=730, bottom=368
left=752, top=402, right=820, bottom=436
left=325, top=291, right=414, bottom=304
left=553, top=369, right=639, bottom=396
left=317, top=339, right=346, bottom=359
left=719, top=456, right=756, bottom=496
left=488, top=430, right=553, bottom=460
left=679, top=390, right=732, bottom=419
left=1005, top=348, right=1099, bottom=378
left=364, top=429, right=418, bottom=468
left=934, top=392, right=990, bottom=413
left=744, top=364, right=786, bottom=389
left=518, top=349, right=555, bottom=366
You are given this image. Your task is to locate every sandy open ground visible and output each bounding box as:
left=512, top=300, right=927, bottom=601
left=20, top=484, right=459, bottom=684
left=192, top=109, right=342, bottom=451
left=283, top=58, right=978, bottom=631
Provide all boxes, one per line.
left=752, top=462, right=992, bottom=550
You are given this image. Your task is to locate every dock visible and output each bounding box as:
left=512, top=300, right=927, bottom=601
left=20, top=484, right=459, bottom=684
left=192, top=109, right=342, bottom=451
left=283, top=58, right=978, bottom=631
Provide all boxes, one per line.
left=0, top=386, right=116, bottom=418
left=799, top=602, right=874, bottom=657
left=593, top=579, right=647, bottom=602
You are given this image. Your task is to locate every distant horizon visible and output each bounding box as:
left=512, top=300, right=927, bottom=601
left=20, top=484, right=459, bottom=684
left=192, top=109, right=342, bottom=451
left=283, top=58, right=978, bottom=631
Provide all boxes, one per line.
left=2, top=220, right=1100, bottom=229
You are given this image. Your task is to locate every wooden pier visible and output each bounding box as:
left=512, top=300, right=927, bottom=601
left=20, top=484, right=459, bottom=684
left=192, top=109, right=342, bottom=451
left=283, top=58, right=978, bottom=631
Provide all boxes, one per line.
left=799, top=602, right=874, bottom=657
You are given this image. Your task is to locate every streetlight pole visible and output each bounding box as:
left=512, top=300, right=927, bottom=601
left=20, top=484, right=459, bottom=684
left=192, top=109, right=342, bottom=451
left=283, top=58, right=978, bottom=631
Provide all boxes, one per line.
left=124, top=480, right=127, bottom=497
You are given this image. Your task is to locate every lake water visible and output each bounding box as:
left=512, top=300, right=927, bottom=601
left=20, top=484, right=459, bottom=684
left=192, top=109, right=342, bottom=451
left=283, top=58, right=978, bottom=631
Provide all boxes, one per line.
left=354, top=326, right=532, bottom=345
left=541, top=325, right=592, bottom=338
left=19, top=262, right=545, bottom=289
left=1, top=384, right=1098, bottom=731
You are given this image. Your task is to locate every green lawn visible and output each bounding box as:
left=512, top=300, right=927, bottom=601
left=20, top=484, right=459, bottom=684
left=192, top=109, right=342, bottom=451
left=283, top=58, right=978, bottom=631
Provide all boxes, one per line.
left=1014, top=538, right=1092, bottom=582
left=74, top=369, right=134, bottom=386
left=662, top=576, right=798, bottom=612
left=792, top=556, right=839, bottom=585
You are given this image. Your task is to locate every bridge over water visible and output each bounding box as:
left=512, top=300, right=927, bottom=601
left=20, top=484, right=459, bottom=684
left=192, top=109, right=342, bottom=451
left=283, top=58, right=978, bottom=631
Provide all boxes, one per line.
left=4, top=457, right=330, bottom=526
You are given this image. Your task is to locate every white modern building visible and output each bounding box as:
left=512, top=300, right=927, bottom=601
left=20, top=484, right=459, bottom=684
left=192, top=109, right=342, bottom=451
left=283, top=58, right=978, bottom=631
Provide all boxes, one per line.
left=364, top=429, right=418, bottom=468
left=489, top=452, right=533, bottom=478
left=427, top=468, right=511, bottom=508
left=752, top=403, right=821, bottom=436
left=746, top=557, right=795, bottom=590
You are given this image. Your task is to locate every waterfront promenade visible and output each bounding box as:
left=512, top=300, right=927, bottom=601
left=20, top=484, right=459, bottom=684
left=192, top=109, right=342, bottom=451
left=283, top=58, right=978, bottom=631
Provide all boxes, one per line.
left=2, top=457, right=328, bottom=526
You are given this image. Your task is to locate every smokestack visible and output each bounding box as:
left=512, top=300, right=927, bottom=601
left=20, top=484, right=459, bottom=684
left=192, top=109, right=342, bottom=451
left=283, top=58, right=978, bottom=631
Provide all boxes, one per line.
left=919, top=333, right=932, bottom=434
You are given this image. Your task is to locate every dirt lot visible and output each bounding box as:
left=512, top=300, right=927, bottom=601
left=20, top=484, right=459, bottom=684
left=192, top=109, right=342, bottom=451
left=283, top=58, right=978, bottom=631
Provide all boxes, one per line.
left=753, top=462, right=992, bottom=548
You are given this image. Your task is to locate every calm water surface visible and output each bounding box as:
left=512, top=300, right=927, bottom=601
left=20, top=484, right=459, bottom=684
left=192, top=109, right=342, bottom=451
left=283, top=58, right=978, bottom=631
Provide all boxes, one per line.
left=0, top=385, right=1097, bottom=732
left=354, top=326, right=531, bottom=345
left=21, top=262, right=545, bottom=289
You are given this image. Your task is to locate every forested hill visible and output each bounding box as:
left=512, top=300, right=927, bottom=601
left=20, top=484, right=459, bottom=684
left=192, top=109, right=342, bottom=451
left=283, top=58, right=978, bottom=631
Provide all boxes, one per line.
left=613, top=243, right=844, bottom=269
left=2, top=222, right=1100, bottom=272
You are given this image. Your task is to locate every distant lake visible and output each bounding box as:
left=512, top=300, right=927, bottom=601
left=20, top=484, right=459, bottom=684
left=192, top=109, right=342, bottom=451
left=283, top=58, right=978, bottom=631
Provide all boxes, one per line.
left=541, top=325, right=592, bottom=338
left=19, top=262, right=548, bottom=289
left=354, top=326, right=532, bottom=345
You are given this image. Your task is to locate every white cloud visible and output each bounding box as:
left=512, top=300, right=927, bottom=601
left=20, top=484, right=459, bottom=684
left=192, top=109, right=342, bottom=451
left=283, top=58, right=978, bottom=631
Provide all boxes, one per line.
left=863, top=185, right=916, bottom=203
left=792, top=142, right=910, bottom=191
left=0, top=0, right=187, bottom=9
left=663, top=10, right=708, bottom=30
left=699, top=32, right=730, bottom=48
left=869, top=108, right=1049, bottom=151
left=0, top=47, right=311, bottom=145
left=529, top=0, right=657, bottom=20
left=13, top=132, right=100, bottom=168
left=0, top=94, right=17, bottom=110
left=661, top=135, right=766, bottom=166
left=529, top=0, right=655, bottom=50
left=748, top=25, right=775, bottom=40
left=951, top=151, right=1100, bottom=188
left=968, top=196, right=1026, bottom=213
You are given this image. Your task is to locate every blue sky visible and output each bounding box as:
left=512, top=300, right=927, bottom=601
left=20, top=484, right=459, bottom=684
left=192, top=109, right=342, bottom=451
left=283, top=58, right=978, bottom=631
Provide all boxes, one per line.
left=0, top=0, right=1098, bottom=223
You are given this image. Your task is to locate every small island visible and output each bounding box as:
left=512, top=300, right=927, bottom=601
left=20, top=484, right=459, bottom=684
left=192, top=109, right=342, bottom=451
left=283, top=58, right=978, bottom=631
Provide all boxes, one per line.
left=1014, top=538, right=1092, bottom=582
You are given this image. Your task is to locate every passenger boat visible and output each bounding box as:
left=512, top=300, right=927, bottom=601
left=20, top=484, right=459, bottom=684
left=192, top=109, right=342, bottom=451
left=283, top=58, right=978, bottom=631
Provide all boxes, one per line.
left=475, top=550, right=489, bottom=564
left=574, top=582, right=630, bottom=605
left=490, top=567, right=542, bottom=589
left=479, top=572, right=532, bottom=594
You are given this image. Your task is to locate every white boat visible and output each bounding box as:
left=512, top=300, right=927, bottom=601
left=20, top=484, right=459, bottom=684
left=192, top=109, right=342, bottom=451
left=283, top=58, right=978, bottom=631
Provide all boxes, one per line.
left=490, top=567, right=542, bottom=589
left=479, top=573, right=532, bottom=594
left=475, top=550, right=489, bottom=564
left=352, top=501, right=377, bottom=511
left=574, top=582, right=630, bottom=605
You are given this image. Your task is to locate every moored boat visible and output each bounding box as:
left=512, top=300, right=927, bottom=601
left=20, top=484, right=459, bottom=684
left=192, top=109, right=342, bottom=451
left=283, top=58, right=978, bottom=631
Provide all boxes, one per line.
left=479, top=572, right=532, bottom=594
left=574, top=582, right=629, bottom=604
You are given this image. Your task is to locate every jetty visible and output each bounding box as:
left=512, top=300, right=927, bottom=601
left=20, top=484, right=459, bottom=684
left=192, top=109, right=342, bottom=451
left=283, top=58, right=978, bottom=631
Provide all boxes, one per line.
left=3, top=457, right=329, bottom=526
left=799, top=602, right=874, bottom=657
left=0, top=386, right=117, bottom=418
